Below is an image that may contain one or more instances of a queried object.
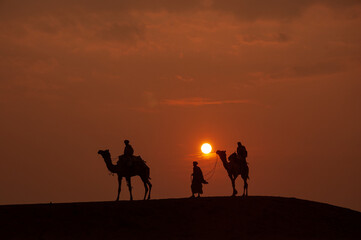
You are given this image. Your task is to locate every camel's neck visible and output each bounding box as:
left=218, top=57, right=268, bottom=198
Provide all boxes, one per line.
left=218, top=154, right=230, bottom=171
left=101, top=154, right=118, bottom=173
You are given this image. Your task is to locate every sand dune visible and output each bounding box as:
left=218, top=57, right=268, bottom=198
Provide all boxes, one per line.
left=1, top=196, right=360, bottom=239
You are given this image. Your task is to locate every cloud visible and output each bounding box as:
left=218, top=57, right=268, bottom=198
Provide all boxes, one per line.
left=95, top=23, right=145, bottom=43
left=239, top=32, right=290, bottom=45
left=161, top=97, right=250, bottom=106
left=211, top=0, right=361, bottom=21
left=144, top=91, right=158, bottom=108
left=0, top=0, right=360, bottom=104
left=1, top=0, right=359, bottom=22
left=176, top=75, right=194, bottom=82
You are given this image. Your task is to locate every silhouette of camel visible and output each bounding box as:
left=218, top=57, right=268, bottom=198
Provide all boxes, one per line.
left=98, top=150, right=152, bottom=201
left=216, top=150, right=249, bottom=196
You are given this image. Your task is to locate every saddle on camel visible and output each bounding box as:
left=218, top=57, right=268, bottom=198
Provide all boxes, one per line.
left=228, top=142, right=248, bottom=172
left=117, top=155, right=145, bottom=169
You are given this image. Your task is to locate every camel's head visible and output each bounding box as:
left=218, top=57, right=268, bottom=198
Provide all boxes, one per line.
left=98, top=149, right=110, bottom=158
left=216, top=150, right=226, bottom=158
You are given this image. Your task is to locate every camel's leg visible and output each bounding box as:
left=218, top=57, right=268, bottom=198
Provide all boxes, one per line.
left=244, top=180, right=248, bottom=196
left=229, top=175, right=237, bottom=196
left=147, top=180, right=152, bottom=200
left=116, top=175, right=122, bottom=201
left=242, top=178, right=246, bottom=196
left=141, top=176, right=148, bottom=200
left=144, top=167, right=152, bottom=200
left=126, top=177, right=133, bottom=201
left=245, top=167, right=249, bottom=196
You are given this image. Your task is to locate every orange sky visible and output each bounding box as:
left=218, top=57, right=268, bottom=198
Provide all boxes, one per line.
left=0, top=0, right=360, bottom=211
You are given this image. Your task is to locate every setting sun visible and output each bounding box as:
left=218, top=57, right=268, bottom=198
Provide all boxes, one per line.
left=201, top=143, right=212, bottom=154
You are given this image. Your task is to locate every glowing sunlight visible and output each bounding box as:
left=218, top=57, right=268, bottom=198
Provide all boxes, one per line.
left=201, top=143, right=212, bottom=154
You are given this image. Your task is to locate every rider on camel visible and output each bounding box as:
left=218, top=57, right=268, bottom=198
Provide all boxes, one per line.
left=236, top=141, right=248, bottom=166
left=123, top=140, right=134, bottom=166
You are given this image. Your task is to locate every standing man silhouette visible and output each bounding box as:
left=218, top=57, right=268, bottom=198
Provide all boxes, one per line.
left=191, top=161, right=208, bottom=198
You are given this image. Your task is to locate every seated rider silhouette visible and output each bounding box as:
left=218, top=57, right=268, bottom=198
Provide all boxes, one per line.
left=191, top=161, right=208, bottom=198
left=123, top=140, right=134, bottom=167
left=237, top=141, right=248, bottom=166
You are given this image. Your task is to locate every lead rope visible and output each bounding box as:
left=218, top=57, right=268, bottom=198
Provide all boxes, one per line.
left=190, top=154, right=219, bottom=183
left=204, top=154, right=219, bottom=181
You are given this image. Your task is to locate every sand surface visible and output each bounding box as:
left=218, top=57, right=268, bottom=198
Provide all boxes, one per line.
left=1, top=196, right=360, bottom=239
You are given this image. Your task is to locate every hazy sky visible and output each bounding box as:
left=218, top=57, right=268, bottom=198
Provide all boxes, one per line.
left=1, top=0, right=360, bottom=211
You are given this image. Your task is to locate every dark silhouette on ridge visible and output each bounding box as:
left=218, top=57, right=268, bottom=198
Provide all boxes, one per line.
left=216, top=149, right=249, bottom=196
left=191, top=161, right=208, bottom=198
left=98, top=149, right=152, bottom=201
left=237, top=141, right=248, bottom=163
left=123, top=139, right=134, bottom=166
left=2, top=196, right=361, bottom=239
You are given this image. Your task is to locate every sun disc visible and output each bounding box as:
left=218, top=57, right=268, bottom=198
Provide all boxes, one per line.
left=201, top=143, right=212, bottom=154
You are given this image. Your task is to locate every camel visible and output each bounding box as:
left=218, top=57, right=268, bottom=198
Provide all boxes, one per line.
left=98, top=150, right=152, bottom=201
left=216, top=150, right=249, bottom=196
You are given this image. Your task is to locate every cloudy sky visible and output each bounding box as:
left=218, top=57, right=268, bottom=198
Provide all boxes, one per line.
left=0, top=0, right=360, bottom=211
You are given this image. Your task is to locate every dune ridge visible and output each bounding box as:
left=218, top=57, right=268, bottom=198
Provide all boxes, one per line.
left=1, top=196, right=360, bottom=239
